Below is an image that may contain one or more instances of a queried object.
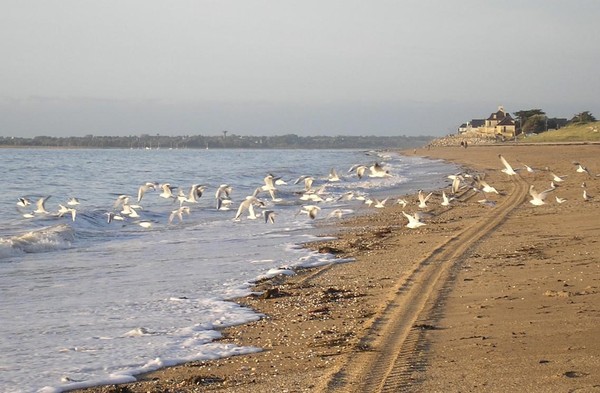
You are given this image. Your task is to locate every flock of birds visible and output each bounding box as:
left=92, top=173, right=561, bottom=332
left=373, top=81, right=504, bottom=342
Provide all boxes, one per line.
left=13, top=154, right=597, bottom=231
left=13, top=161, right=396, bottom=229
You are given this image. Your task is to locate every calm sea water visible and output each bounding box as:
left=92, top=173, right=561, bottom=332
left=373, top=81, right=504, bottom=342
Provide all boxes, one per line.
left=0, top=148, right=458, bottom=392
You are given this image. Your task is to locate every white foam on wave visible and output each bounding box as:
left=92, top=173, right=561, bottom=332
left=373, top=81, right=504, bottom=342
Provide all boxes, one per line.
left=0, top=224, right=74, bottom=258
left=38, top=297, right=263, bottom=393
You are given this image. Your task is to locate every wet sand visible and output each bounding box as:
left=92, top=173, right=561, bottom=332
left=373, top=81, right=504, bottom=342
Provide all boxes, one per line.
left=76, top=144, right=600, bottom=393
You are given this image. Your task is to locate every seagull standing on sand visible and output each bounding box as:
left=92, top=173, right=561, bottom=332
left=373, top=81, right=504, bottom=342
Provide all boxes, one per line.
left=448, top=174, right=464, bottom=195
left=583, top=189, right=593, bottom=202
left=441, top=190, right=453, bottom=206
left=574, top=162, right=591, bottom=176
left=521, top=163, right=535, bottom=173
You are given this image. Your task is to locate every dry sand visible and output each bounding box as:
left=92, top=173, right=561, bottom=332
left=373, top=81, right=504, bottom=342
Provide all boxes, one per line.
left=75, top=144, right=600, bottom=393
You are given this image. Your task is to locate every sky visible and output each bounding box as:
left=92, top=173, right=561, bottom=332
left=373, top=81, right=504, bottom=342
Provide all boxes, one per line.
left=1, top=0, right=599, bottom=138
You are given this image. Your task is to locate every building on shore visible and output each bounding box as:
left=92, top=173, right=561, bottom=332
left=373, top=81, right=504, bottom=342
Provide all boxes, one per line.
left=458, top=106, right=518, bottom=139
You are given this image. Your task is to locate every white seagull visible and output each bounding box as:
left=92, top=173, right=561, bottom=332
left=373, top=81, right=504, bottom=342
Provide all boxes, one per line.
left=34, top=196, right=51, bottom=214
left=441, top=190, right=453, bottom=206
left=57, top=204, right=77, bottom=221
left=215, top=184, right=233, bottom=209
left=137, top=182, right=157, bottom=203
left=528, top=185, right=553, bottom=206
left=575, top=163, right=591, bottom=176
left=348, top=164, right=368, bottom=179
left=114, top=194, right=131, bottom=209
left=521, top=163, right=535, bottom=173
left=417, top=190, right=432, bottom=209
left=328, top=168, right=341, bottom=182
left=121, top=204, right=140, bottom=218
left=402, top=211, right=426, bottom=229
left=169, top=206, right=191, bottom=224
left=396, top=198, right=408, bottom=208
left=550, top=172, right=567, bottom=183
left=67, top=197, right=80, bottom=206
left=234, top=196, right=264, bottom=221
left=499, top=154, right=518, bottom=176
left=159, top=183, right=176, bottom=199
left=17, top=197, right=31, bottom=207
left=298, top=205, right=321, bottom=219
left=449, top=174, right=463, bottom=195
left=476, top=178, right=499, bottom=194
left=105, top=212, right=125, bottom=223
left=256, top=175, right=280, bottom=201
left=369, top=162, right=392, bottom=178
left=371, top=197, right=389, bottom=209
left=138, top=221, right=153, bottom=228
left=327, top=208, right=353, bottom=219
left=294, top=175, right=314, bottom=192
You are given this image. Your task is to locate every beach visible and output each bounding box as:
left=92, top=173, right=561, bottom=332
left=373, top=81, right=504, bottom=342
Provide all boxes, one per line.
left=76, top=143, right=600, bottom=393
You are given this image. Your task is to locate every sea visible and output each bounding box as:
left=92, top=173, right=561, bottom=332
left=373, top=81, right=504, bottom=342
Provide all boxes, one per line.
left=0, top=148, right=459, bottom=393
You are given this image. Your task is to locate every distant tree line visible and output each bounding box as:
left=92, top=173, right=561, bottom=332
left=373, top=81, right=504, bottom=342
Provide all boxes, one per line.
left=514, top=110, right=596, bottom=134
left=0, top=133, right=433, bottom=149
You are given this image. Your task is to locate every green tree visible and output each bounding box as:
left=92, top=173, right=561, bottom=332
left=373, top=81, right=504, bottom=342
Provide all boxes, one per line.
left=523, top=114, right=548, bottom=134
left=569, top=111, right=596, bottom=124
left=514, top=109, right=545, bottom=128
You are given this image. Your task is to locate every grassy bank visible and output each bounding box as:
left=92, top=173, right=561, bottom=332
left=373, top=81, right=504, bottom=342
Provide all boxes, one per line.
left=520, top=121, right=600, bottom=142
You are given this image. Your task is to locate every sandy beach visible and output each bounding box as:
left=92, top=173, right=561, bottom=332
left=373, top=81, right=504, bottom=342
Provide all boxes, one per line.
left=76, top=143, right=600, bottom=393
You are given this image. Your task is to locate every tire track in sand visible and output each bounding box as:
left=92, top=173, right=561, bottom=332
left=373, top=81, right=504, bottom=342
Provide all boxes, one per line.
left=322, top=175, right=529, bottom=393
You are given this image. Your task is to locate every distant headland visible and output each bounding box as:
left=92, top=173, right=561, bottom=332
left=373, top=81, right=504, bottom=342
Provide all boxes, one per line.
left=0, top=133, right=433, bottom=149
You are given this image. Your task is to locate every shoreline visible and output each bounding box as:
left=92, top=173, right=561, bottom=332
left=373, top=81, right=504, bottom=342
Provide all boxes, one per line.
left=75, top=144, right=600, bottom=392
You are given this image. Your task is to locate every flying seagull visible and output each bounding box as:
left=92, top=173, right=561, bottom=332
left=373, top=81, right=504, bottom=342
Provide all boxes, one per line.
left=499, top=154, right=518, bottom=176
left=528, top=184, right=553, bottom=206
left=417, top=190, right=432, bottom=209
left=402, top=211, right=426, bottom=229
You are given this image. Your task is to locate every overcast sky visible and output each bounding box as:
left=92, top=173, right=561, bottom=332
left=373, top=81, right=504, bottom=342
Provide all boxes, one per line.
left=1, top=1, right=599, bottom=138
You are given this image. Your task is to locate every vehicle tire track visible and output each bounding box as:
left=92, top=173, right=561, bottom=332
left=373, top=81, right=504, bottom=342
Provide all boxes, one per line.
left=322, top=176, right=529, bottom=393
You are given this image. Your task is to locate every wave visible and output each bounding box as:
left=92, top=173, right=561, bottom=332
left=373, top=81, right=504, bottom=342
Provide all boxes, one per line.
left=0, top=223, right=75, bottom=258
